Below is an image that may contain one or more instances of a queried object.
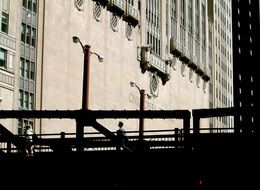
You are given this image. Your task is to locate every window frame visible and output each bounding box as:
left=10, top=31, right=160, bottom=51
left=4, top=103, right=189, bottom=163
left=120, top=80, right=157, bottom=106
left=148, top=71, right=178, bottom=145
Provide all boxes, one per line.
left=1, top=12, right=9, bottom=34
left=0, top=48, right=7, bottom=69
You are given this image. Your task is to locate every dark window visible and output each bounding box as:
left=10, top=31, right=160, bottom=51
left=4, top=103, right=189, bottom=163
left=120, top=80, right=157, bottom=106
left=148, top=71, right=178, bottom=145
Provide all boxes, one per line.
left=28, top=0, right=32, bottom=11
left=25, top=60, right=30, bottom=79
left=26, top=25, right=31, bottom=45
left=20, top=58, right=25, bottom=77
left=31, top=28, right=36, bottom=47
left=24, top=92, right=29, bottom=109
left=1, top=12, right=8, bottom=33
left=29, top=93, right=34, bottom=110
left=0, top=48, right=7, bottom=68
left=23, top=0, right=27, bottom=8
left=32, top=0, right=37, bottom=13
left=128, top=0, right=134, bottom=6
left=30, top=62, right=35, bottom=81
left=19, top=90, right=24, bottom=108
left=21, top=23, right=26, bottom=42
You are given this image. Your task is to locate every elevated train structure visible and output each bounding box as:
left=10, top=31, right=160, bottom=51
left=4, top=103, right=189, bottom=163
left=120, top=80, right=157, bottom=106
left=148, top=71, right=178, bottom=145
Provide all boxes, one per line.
left=0, top=107, right=259, bottom=189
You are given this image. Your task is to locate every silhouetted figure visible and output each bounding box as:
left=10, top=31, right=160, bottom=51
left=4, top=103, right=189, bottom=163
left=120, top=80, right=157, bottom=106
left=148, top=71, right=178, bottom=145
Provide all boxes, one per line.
left=116, top=121, right=131, bottom=151
left=24, top=125, right=34, bottom=156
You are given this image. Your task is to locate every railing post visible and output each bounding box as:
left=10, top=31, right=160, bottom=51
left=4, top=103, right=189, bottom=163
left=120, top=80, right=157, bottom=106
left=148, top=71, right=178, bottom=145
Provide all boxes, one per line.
left=7, top=142, right=11, bottom=154
left=76, top=118, right=84, bottom=152
left=183, top=111, right=191, bottom=151
left=174, top=128, right=179, bottom=149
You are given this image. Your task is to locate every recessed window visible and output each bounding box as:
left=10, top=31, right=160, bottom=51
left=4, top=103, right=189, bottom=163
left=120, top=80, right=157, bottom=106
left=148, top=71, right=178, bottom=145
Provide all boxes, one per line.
left=21, top=23, right=26, bottom=43
left=32, top=0, right=37, bottom=13
left=31, top=28, right=36, bottom=47
left=23, top=0, right=27, bottom=7
left=28, top=0, right=32, bottom=11
left=29, top=94, right=34, bottom=110
left=20, top=58, right=25, bottom=77
left=1, top=12, right=9, bottom=33
left=19, top=90, right=24, bottom=108
left=26, top=25, right=31, bottom=45
left=0, top=48, right=7, bottom=68
left=25, top=60, right=30, bottom=79
left=30, top=62, right=35, bottom=81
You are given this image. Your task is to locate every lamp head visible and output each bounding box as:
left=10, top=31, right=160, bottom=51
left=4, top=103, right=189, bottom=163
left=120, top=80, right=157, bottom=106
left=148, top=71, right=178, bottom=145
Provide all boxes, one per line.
left=130, top=81, right=136, bottom=87
left=72, top=36, right=80, bottom=44
left=146, top=93, right=153, bottom=99
left=97, top=55, right=105, bottom=62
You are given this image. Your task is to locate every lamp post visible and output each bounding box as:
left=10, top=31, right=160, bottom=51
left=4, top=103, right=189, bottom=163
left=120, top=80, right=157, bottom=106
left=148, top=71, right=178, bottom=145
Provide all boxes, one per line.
left=72, top=36, right=104, bottom=151
left=130, top=81, right=152, bottom=141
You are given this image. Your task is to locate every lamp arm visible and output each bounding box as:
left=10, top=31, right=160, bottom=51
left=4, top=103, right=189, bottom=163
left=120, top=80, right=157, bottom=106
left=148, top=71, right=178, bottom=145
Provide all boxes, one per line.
left=135, top=85, right=142, bottom=94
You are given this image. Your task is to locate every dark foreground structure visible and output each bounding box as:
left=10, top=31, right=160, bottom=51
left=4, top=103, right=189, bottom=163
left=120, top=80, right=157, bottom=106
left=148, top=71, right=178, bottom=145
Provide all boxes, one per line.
left=0, top=107, right=259, bottom=189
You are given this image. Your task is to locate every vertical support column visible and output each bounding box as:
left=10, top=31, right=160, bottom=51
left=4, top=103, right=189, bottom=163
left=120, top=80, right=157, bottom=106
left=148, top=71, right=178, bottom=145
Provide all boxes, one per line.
left=76, top=118, right=84, bottom=152
left=183, top=111, right=191, bottom=151
left=139, top=89, right=145, bottom=141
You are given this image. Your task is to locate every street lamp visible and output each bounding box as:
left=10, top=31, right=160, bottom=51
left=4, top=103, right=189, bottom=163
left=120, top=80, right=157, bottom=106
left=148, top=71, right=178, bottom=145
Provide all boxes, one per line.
left=72, top=36, right=104, bottom=151
left=130, top=81, right=152, bottom=141
left=72, top=36, right=104, bottom=110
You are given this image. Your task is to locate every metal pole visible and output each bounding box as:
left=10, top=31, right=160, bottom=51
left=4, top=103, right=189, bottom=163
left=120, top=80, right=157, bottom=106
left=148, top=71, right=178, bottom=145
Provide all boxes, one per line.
left=139, top=89, right=145, bottom=141
left=77, top=44, right=90, bottom=152
left=82, top=45, right=91, bottom=110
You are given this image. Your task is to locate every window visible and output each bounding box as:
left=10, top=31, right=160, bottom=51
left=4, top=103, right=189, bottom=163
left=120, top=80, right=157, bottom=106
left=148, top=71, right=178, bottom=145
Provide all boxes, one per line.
left=20, top=58, right=25, bottom=77
left=19, top=90, right=24, bottom=108
left=188, top=0, right=193, bottom=33
left=195, top=0, right=200, bottom=40
left=21, top=23, right=26, bottom=43
left=171, top=0, right=177, bottom=19
left=25, top=60, right=30, bottom=79
left=28, top=0, right=32, bottom=11
left=26, top=25, right=31, bottom=45
left=1, top=12, right=8, bottom=33
left=30, top=62, right=35, bottom=81
left=128, top=0, right=134, bottom=5
left=23, top=0, right=27, bottom=7
left=146, top=0, right=161, bottom=56
left=29, top=94, right=34, bottom=110
left=24, top=92, right=29, bottom=109
left=180, top=0, right=185, bottom=26
left=32, top=0, right=37, bottom=13
left=31, top=28, right=36, bottom=47
left=0, top=48, right=7, bottom=68
left=202, top=4, right=206, bottom=47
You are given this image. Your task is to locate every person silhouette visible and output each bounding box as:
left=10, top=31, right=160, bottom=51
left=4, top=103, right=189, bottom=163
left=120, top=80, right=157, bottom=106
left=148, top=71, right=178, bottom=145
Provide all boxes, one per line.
left=24, top=125, right=34, bottom=156
left=116, top=121, right=131, bottom=151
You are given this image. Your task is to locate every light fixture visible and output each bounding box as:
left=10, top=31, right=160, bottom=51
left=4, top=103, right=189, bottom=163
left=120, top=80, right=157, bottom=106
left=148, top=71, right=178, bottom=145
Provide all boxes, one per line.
left=130, top=81, right=136, bottom=87
left=91, top=52, right=105, bottom=62
left=73, top=36, right=104, bottom=62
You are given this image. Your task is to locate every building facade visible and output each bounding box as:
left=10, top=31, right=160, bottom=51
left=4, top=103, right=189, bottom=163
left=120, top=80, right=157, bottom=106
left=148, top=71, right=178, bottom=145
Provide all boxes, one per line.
left=209, top=0, right=234, bottom=131
left=232, top=0, right=260, bottom=133
left=0, top=0, right=233, bottom=135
